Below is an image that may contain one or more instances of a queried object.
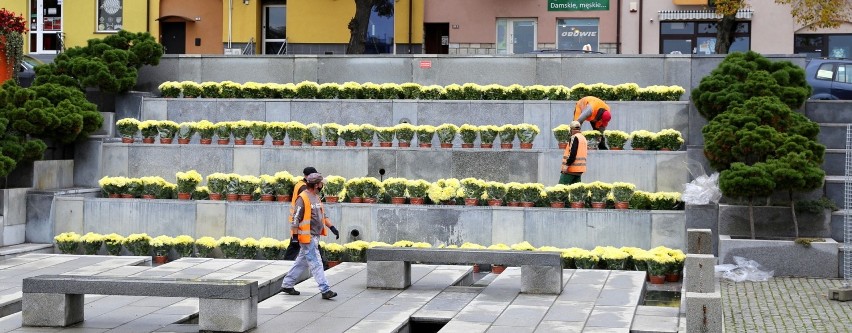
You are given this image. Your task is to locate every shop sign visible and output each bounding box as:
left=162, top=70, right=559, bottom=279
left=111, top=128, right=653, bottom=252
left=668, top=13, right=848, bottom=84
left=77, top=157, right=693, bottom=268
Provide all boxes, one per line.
left=548, top=0, right=610, bottom=11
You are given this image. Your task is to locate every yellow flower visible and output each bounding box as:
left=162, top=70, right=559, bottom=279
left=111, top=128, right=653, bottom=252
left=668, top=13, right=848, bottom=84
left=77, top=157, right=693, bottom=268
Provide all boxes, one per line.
left=511, top=241, right=537, bottom=251
left=459, top=242, right=486, bottom=249
left=487, top=243, right=511, bottom=251
left=195, top=236, right=218, bottom=248
left=173, top=235, right=195, bottom=246
left=54, top=232, right=81, bottom=243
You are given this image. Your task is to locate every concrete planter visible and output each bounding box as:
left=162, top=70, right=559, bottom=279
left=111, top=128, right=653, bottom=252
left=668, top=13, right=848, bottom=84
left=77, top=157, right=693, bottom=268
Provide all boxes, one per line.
left=718, top=235, right=838, bottom=278
left=718, top=204, right=832, bottom=239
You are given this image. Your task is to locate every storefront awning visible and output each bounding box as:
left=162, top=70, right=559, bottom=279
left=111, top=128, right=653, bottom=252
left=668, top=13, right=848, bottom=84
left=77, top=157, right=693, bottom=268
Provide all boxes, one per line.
left=156, top=15, right=195, bottom=22
left=658, top=9, right=753, bottom=20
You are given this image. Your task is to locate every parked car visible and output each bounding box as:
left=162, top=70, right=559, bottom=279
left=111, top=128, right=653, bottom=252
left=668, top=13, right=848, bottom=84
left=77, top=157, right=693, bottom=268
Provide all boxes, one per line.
left=17, top=55, right=45, bottom=88
left=805, top=58, right=852, bottom=100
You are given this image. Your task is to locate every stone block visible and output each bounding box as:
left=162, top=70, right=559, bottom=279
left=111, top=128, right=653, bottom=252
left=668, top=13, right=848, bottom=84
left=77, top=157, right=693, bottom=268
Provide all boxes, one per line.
left=142, top=201, right=196, bottom=237
left=294, top=57, right=318, bottom=83
left=431, top=58, right=536, bottom=86
left=94, top=111, right=114, bottom=137
left=179, top=145, right=234, bottom=180
left=74, top=139, right=103, bottom=187
left=22, top=293, right=84, bottom=327
left=535, top=57, right=562, bottom=86
left=33, top=160, right=74, bottom=190
left=684, top=254, right=716, bottom=293
left=52, top=197, right=85, bottom=237
left=338, top=204, right=371, bottom=244
left=585, top=151, right=658, bottom=192
left=373, top=206, right=491, bottom=246
left=115, top=91, right=152, bottom=122
left=265, top=101, right=291, bottom=123
left=651, top=212, right=685, bottom=250
left=686, top=205, right=718, bottom=254
left=687, top=103, right=708, bottom=147
left=317, top=57, right=410, bottom=86
left=128, top=145, right=183, bottom=180
left=367, top=260, right=411, bottom=289
left=392, top=100, right=418, bottom=126
left=805, top=100, right=852, bottom=123
left=198, top=296, right=258, bottom=333
left=101, top=144, right=129, bottom=178
left=197, top=201, right=228, bottom=239
left=655, top=152, right=689, bottom=192
left=2, top=188, right=29, bottom=226
left=226, top=203, right=288, bottom=240
left=396, top=150, right=452, bottom=181
left=367, top=149, right=399, bottom=179
left=233, top=146, right=262, bottom=176
left=452, top=150, right=539, bottom=183
left=3, top=224, right=25, bottom=246
left=26, top=191, right=56, bottom=243
left=521, top=265, right=563, bottom=294
left=84, top=199, right=144, bottom=236
left=718, top=205, right=832, bottom=238
left=587, top=211, right=653, bottom=249
left=685, top=291, right=723, bottom=333
left=491, top=209, right=524, bottom=246
left=718, top=235, right=839, bottom=278
left=817, top=124, right=847, bottom=150
left=142, top=99, right=168, bottom=121
left=687, top=228, right=713, bottom=255
left=523, top=102, right=552, bottom=149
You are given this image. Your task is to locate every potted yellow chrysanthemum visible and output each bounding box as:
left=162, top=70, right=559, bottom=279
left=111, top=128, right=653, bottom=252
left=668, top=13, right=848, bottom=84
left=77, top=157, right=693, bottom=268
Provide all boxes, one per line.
left=175, top=170, right=202, bottom=200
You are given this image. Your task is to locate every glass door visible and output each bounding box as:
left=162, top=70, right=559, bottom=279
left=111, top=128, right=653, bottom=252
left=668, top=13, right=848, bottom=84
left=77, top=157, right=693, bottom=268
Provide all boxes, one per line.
left=262, top=5, right=286, bottom=54
left=29, top=0, right=63, bottom=54
left=496, top=19, right=536, bottom=54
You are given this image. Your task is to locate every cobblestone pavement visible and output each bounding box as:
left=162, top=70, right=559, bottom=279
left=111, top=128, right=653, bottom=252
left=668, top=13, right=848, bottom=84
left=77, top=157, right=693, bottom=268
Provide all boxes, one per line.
left=721, top=277, right=852, bottom=333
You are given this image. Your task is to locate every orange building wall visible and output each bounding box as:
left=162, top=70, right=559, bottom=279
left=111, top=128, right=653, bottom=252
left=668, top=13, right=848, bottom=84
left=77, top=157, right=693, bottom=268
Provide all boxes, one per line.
left=159, top=0, right=224, bottom=54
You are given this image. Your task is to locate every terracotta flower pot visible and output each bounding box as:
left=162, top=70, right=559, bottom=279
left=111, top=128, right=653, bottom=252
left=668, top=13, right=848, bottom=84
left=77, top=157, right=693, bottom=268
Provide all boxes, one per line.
left=461, top=143, right=474, bottom=148
left=550, top=202, right=566, bottom=208
left=142, top=137, right=155, bottom=144
left=142, top=194, right=156, bottom=199
left=418, top=143, right=432, bottom=148
left=570, top=201, right=585, bottom=208
left=200, top=138, right=213, bottom=145
left=464, top=198, right=479, bottom=206
left=487, top=199, right=503, bottom=206
left=325, top=141, right=338, bottom=146
left=325, top=196, right=339, bottom=203
left=390, top=197, right=407, bottom=204
left=327, top=260, right=341, bottom=268
left=178, top=138, right=191, bottom=144
left=558, top=142, right=568, bottom=149
left=633, top=148, right=646, bottom=151
left=649, top=275, right=666, bottom=284
left=160, top=138, right=173, bottom=144
left=491, top=264, right=506, bottom=274
left=519, top=142, right=533, bottom=149
left=363, top=197, right=377, bottom=204
left=360, top=141, right=373, bottom=147
left=660, top=148, right=672, bottom=151
left=311, top=140, right=323, bottom=146
left=409, top=197, right=425, bottom=205
left=239, top=194, right=253, bottom=201
left=260, top=194, right=274, bottom=201
left=290, top=140, right=303, bottom=146
left=350, top=197, right=364, bottom=203
left=500, top=143, right=513, bottom=149
left=252, top=139, right=265, bottom=145
left=177, top=192, right=192, bottom=200
left=442, top=200, right=455, bottom=205
left=108, top=193, right=121, bottom=198
left=234, top=139, right=247, bottom=145
left=272, top=140, right=285, bottom=146
left=506, top=201, right=520, bottom=207
left=121, top=137, right=134, bottom=144
left=610, top=146, right=623, bottom=150
left=615, top=201, right=629, bottom=210
left=344, top=141, right=357, bottom=147
left=226, top=194, right=239, bottom=201
left=480, top=143, right=493, bottom=149
left=154, top=255, right=168, bottom=265
left=520, top=201, right=535, bottom=207
left=209, top=193, right=223, bottom=200
left=398, top=142, right=411, bottom=148
left=276, top=194, right=292, bottom=202
left=665, top=273, right=681, bottom=282
left=217, top=138, right=230, bottom=145
left=379, top=142, right=393, bottom=148
left=440, top=143, right=453, bottom=148
left=590, top=202, right=606, bottom=209
left=121, top=194, right=135, bottom=199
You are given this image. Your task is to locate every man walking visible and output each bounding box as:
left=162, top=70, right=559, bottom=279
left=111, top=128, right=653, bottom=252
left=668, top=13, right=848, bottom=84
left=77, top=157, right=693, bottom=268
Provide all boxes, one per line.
left=280, top=173, right=339, bottom=299
left=560, top=121, right=587, bottom=185
left=284, top=167, right=320, bottom=261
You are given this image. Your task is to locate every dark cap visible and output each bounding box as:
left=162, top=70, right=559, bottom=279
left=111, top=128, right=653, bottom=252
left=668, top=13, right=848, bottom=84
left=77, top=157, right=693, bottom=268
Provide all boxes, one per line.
left=305, top=173, right=323, bottom=184
left=303, top=167, right=318, bottom=176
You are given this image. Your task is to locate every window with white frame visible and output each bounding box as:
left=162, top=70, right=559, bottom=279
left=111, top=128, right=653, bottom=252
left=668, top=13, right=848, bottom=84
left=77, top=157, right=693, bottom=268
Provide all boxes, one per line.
left=97, top=0, right=123, bottom=32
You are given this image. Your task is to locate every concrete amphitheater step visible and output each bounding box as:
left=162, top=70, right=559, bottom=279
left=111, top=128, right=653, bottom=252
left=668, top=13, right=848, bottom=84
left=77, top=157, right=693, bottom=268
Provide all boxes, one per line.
left=804, top=101, right=852, bottom=124
left=817, top=123, right=851, bottom=150
left=823, top=149, right=846, bottom=176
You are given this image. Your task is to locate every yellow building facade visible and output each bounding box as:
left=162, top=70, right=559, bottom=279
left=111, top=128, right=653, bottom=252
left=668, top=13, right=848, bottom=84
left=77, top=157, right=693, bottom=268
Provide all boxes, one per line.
left=6, top=0, right=423, bottom=56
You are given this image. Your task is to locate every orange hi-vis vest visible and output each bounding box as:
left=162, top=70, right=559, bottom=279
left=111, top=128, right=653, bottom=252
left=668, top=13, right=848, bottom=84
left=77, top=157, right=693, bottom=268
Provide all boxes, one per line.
left=295, top=191, right=329, bottom=243
left=573, top=96, right=610, bottom=123
left=561, top=133, right=588, bottom=174
left=289, top=181, right=332, bottom=236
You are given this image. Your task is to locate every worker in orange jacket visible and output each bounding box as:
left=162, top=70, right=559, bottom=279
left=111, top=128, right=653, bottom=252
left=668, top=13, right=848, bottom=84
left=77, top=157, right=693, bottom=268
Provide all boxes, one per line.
left=573, top=96, right=612, bottom=150
left=560, top=121, right=587, bottom=185
left=283, top=167, right=338, bottom=261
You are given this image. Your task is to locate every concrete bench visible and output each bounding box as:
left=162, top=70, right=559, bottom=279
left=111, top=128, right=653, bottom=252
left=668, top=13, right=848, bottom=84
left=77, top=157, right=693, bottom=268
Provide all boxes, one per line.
left=366, top=248, right=563, bottom=294
left=22, top=275, right=258, bottom=332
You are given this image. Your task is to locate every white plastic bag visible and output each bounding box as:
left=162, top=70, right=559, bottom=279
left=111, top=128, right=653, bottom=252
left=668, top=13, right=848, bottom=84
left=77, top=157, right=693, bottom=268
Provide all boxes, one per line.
left=715, top=256, right=774, bottom=282
left=682, top=160, right=722, bottom=205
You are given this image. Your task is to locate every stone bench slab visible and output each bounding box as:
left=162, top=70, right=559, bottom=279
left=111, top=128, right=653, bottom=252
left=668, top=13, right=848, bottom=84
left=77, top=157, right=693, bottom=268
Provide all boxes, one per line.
left=366, top=248, right=562, bottom=266
left=22, top=275, right=257, bottom=299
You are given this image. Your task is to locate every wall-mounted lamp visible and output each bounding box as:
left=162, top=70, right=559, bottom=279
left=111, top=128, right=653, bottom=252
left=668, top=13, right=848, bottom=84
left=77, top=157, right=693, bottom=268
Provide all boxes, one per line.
left=243, top=0, right=249, bottom=4
left=195, top=17, right=201, bottom=21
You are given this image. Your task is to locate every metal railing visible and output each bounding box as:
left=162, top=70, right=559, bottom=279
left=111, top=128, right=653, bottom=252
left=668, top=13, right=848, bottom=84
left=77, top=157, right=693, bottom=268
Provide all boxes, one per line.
left=242, top=38, right=255, bottom=55
left=55, top=32, right=66, bottom=54
left=845, top=124, right=851, bottom=286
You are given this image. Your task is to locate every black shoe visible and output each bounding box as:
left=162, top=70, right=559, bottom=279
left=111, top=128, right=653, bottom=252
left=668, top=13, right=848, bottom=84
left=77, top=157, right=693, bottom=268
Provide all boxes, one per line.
left=281, top=287, right=300, bottom=295
left=321, top=290, right=337, bottom=299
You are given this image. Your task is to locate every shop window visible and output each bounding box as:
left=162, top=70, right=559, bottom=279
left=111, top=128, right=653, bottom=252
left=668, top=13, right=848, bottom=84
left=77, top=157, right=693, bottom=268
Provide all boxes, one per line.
left=97, top=0, right=123, bottom=32
left=557, top=18, right=599, bottom=51
left=795, top=34, right=852, bottom=59
left=364, top=6, right=394, bottom=54
left=660, top=21, right=750, bottom=54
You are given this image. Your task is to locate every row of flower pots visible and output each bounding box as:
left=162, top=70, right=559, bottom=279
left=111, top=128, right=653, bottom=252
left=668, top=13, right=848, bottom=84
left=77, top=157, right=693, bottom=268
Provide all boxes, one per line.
left=115, top=118, right=686, bottom=151
left=157, top=80, right=685, bottom=102
left=98, top=172, right=684, bottom=210
left=54, top=232, right=685, bottom=281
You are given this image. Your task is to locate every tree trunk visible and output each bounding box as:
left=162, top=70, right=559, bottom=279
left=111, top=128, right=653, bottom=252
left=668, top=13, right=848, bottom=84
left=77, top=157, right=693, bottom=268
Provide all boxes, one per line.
left=347, top=0, right=375, bottom=54
left=789, top=191, right=799, bottom=238
left=748, top=198, right=755, bottom=240
left=714, top=14, right=737, bottom=54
